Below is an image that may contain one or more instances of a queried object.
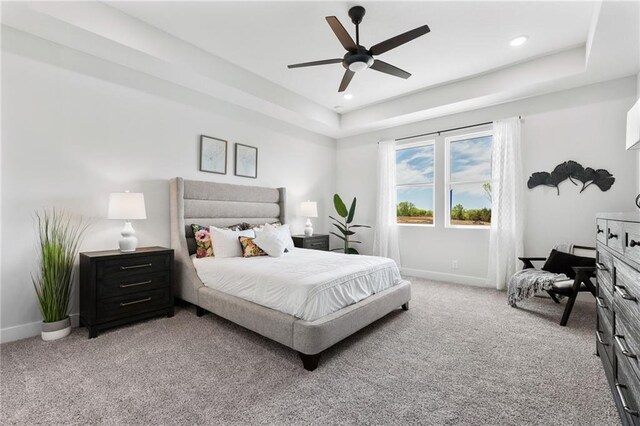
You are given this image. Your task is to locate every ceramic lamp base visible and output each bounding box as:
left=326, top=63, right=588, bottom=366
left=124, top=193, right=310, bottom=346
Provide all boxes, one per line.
left=119, top=221, right=138, bottom=252
left=304, top=218, right=314, bottom=236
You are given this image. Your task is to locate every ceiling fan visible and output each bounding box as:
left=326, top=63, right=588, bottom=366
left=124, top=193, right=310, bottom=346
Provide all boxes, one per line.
left=287, top=6, right=430, bottom=92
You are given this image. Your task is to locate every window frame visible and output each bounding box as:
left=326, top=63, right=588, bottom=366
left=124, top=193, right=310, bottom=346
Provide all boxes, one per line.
left=395, top=139, right=436, bottom=227
left=444, top=130, right=493, bottom=230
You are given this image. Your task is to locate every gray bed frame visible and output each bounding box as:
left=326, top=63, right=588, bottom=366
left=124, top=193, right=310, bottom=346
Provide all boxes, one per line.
left=169, top=177, right=411, bottom=370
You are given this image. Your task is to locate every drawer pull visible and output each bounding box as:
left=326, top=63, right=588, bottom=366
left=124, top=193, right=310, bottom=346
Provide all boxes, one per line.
left=119, top=280, right=152, bottom=288
left=596, top=297, right=608, bottom=309
left=596, top=262, right=608, bottom=272
left=615, top=384, right=639, bottom=416
left=595, top=330, right=608, bottom=346
left=615, top=285, right=637, bottom=302
left=120, top=263, right=153, bottom=270
left=630, top=239, right=639, bottom=248
left=608, top=232, right=618, bottom=240
left=120, top=297, right=151, bottom=307
left=614, top=335, right=637, bottom=359
left=597, top=225, right=603, bottom=234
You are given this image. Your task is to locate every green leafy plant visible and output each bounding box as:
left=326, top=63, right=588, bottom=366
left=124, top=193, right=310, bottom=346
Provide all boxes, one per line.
left=330, top=194, right=370, bottom=254
left=32, top=209, right=89, bottom=323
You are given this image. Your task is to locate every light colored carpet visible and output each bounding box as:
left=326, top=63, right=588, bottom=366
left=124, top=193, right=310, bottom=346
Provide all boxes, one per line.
left=1, top=278, right=618, bottom=425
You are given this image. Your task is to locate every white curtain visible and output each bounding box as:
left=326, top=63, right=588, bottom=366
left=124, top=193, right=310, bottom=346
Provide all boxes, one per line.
left=373, top=139, right=401, bottom=265
left=488, top=118, right=524, bottom=290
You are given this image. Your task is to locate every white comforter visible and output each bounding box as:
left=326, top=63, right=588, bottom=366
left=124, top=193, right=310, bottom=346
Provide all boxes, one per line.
left=192, top=248, right=402, bottom=321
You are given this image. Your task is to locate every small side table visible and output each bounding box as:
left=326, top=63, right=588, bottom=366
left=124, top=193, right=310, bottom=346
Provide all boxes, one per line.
left=79, top=246, right=174, bottom=338
left=292, top=234, right=330, bottom=251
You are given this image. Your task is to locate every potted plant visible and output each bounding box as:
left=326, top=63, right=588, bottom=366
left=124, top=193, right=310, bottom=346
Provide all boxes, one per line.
left=329, top=194, right=370, bottom=254
left=33, top=209, right=88, bottom=341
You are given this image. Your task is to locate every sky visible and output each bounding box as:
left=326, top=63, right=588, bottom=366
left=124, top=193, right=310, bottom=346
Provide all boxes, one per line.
left=396, top=135, right=492, bottom=213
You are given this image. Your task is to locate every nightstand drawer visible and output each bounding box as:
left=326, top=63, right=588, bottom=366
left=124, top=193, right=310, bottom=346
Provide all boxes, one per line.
left=304, top=239, right=329, bottom=250
left=97, top=288, right=172, bottom=322
left=97, top=271, right=170, bottom=300
left=97, top=254, right=171, bottom=279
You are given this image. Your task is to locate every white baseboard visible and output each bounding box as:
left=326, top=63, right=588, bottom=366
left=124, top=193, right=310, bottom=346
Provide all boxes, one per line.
left=401, top=267, right=490, bottom=288
left=0, top=313, right=79, bottom=344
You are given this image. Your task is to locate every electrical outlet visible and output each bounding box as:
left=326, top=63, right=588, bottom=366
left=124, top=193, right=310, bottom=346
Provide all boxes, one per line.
left=452, top=260, right=459, bottom=270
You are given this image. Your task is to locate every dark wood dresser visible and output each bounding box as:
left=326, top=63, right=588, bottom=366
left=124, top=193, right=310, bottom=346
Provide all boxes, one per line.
left=80, top=246, right=174, bottom=338
left=292, top=234, right=330, bottom=251
left=596, top=213, right=640, bottom=425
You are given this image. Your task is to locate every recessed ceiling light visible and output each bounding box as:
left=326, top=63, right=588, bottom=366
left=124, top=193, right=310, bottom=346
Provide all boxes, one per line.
left=510, top=35, right=528, bottom=47
left=343, top=93, right=353, bottom=100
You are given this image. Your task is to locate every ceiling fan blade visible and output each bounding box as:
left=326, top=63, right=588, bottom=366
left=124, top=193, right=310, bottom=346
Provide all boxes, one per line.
left=370, top=24, right=431, bottom=55
left=288, top=58, right=343, bottom=69
left=338, top=69, right=355, bottom=92
left=370, top=60, right=411, bottom=79
left=326, top=16, right=357, bottom=51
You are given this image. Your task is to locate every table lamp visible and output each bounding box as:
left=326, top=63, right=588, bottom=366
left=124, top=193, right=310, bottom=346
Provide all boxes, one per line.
left=108, top=191, right=147, bottom=252
left=300, top=201, right=318, bottom=236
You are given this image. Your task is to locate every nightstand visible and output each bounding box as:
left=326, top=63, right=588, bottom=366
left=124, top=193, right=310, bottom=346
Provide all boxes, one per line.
left=79, top=246, right=174, bottom=338
left=292, top=234, right=330, bottom=251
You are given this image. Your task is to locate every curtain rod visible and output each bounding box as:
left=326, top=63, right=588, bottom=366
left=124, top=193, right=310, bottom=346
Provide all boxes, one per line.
left=393, top=115, right=523, bottom=142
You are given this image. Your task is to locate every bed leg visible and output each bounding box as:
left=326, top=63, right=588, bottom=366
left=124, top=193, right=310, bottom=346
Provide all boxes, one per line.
left=402, top=302, right=409, bottom=311
left=298, top=352, right=321, bottom=371
left=196, top=306, right=206, bottom=317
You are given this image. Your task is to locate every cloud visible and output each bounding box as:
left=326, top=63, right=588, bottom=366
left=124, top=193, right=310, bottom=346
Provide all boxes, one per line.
left=396, top=145, right=434, bottom=184
left=450, top=136, right=492, bottom=182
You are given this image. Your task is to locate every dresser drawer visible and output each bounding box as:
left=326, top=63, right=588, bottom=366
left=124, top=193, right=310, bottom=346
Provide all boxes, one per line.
left=597, top=288, right=614, bottom=329
left=615, top=317, right=640, bottom=384
left=624, top=222, right=640, bottom=266
left=617, top=350, right=640, bottom=424
left=607, top=220, right=624, bottom=254
left=97, top=288, right=172, bottom=322
left=97, top=254, right=171, bottom=279
left=596, top=247, right=614, bottom=299
left=97, top=271, right=170, bottom=300
left=597, top=219, right=608, bottom=245
left=597, top=306, right=614, bottom=362
left=614, top=260, right=640, bottom=324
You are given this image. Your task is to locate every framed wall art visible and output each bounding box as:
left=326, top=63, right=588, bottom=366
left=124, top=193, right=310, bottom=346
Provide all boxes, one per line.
left=234, top=143, right=258, bottom=179
left=200, top=135, right=227, bottom=174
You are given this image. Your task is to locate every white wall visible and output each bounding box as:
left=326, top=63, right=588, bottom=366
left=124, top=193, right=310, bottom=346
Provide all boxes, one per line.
left=0, top=49, right=336, bottom=342
left=337, top=76, right=638, bottom=286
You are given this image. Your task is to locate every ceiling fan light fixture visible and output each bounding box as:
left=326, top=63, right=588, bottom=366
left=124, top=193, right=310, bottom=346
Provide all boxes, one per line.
left=343, top=93, right=353, bottom=100
left=348, top=61, right=369, bottom=72
left=510, top=35, right=528, bottom=47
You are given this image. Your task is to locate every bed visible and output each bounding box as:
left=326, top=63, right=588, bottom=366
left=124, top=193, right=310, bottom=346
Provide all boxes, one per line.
left=169, top=177, right=411, bottom=370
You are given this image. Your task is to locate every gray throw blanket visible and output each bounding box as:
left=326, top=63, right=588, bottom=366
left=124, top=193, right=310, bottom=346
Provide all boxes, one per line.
left=507, top=269, right=568, bottom=307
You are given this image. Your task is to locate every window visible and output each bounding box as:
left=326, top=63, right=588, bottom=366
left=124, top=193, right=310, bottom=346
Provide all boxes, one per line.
left=395, top=141, right=435, bottom=225
left=445, top=131, right=493, bottom=227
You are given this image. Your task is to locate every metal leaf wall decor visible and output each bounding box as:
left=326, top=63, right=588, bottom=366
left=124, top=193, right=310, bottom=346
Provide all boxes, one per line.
left=527, top=161, right=614, bottom=195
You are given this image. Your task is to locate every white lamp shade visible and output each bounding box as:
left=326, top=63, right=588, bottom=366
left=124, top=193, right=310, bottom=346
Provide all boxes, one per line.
left=300, top=201, right=318, bottom=218
left=626, top=98, right=640, bottom=150
left=108, top=192, right=147, bottom=220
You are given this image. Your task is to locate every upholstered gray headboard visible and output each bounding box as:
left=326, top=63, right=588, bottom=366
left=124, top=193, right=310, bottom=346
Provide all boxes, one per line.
left=169, top=177, right=286, bottom=303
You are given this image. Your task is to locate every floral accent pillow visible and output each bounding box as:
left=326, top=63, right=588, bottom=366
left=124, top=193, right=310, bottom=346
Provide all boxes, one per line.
left=191, top=224, right=214, bottom=258
left=228, top=222, right=252, bottom=231
left=239, top=236, right=267, bottom=258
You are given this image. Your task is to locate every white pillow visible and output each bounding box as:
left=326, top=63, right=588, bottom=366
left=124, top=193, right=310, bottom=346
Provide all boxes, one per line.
left=253, top=225, right=289, bottom=257
left=261, top=223, right=294, bottom=251
left=210, top=227, right=254, bottom=258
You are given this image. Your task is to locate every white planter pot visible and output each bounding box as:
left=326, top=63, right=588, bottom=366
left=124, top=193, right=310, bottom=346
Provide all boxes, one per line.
left=41, top=317, right=71, bottom=341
